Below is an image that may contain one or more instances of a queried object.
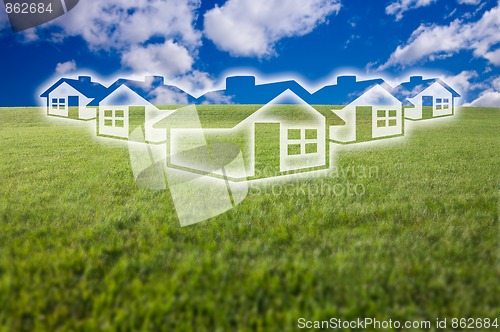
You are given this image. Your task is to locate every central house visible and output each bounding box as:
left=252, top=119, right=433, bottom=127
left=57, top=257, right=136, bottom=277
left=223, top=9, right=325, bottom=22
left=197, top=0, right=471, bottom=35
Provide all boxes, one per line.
left=156, top=87, right=330, bottom=181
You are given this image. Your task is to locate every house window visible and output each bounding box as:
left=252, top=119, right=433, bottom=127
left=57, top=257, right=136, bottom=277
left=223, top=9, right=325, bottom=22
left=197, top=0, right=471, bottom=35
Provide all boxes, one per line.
left=376, top=109, right=398, bottom=128
left=52, top=98, right=65, bottom=110
left=286, top=128, right=318, bottom=156
left=436, top=98, right=450, bottom=110
left=103, top=109, right=125, bottom=128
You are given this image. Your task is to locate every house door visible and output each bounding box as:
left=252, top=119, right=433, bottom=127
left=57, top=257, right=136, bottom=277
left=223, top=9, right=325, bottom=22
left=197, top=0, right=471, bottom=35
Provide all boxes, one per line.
left=254, top=122, right=280, bottom=179
left=68, top=96, right=79, bottom=119
left=421, top=96, right=433, bottom=119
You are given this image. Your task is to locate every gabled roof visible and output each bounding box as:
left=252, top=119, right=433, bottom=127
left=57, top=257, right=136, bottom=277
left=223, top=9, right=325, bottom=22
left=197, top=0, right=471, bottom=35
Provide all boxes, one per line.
left=196, top=76, right=312, bottom=105
left=88, top=77, right=196, bottom=107
left=40, top=76, right=107, bottom=99
left=156, top=89, right=336, bottom=129
left=309, top=76, right=406, bottom=105
left=392, top=76, right=461, bottom=101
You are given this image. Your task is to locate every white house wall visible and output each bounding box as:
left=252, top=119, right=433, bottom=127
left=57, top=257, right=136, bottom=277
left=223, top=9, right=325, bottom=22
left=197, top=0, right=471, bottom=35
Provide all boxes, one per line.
left=404, top=105, right=421, bottom=120
left=98, top=106, right=129, bottom=139
left=47, top=82, right=91, bottom=118
left=80, top=107, right=97, bottom=120
left=99, top=85, right=158, bottom=141
left=330, top=105, right=356, bottom=142
left=145, top=107, right=174, bottom=143
left=331, top=85, right=402, bottom=142
left=279, top=122, right=326, bottom=172
left=371, top=105, right=403, bottom=138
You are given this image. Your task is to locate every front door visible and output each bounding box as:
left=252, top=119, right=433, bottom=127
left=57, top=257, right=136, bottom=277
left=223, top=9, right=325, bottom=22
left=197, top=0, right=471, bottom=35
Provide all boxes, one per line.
left=421, top=96, right=433, bottom=119
left=254, top=122, right=280, bottom=179
left=68, top=96, right=79, bottom=119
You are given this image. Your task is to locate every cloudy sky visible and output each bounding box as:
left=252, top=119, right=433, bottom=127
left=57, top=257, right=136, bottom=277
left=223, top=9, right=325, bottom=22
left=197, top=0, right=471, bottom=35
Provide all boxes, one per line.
left=0, top=0, right=499, bottom=106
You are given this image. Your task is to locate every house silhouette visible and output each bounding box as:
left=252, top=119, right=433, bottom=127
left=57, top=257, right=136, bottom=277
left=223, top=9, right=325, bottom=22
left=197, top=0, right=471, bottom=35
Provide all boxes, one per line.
left=88, top=76, right=193, bottom=143
left=392, top=76, right=461, bottom=120
left=40, top=76, right=107, bottom=120
left=308, top=76, right=408, bottom=143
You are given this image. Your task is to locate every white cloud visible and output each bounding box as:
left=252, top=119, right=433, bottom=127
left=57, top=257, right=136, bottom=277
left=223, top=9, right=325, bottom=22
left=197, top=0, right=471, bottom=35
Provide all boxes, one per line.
left=50, top=0, right=201, bottom=51
left=149, top=87, right=189, bottom=105
left=172, top=70, right=219, bottom=97
left=483, top=48, right=500, bottom=65
left=491, top=76, right=500, bottom=90
left=121, top=41, right=194, bottom=77
left=203, top=0, right=341, bottom=57
left=457, top=0, right=481, bottom=4
left=440, top=70, right=485, bottom=92
left=380, top=3, right=500, bottom=68
left=28, top=0, right=220, bottom=93
left=467, top=90, right=500, bottom=106
left=385, top=0, right=437, bottom=21
left=36, top=1, right=204, bottom=78
left=201, top=91, right=234, bottom=104
left=463, top=76, right=500, bottom=106
left=55, top=60, right=77, bottom=74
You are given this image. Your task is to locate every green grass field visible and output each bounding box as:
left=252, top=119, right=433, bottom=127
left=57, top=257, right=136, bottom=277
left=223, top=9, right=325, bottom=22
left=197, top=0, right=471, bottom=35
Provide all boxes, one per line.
left=0, top=107, right=499, bottom=331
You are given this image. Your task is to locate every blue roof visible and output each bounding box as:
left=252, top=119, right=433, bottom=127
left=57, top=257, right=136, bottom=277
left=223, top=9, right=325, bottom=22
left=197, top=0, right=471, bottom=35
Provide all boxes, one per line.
left=88, top=77, right=196, bottom=107
left=309, top=76, right=407, bottom=105
left=40, top=76, right=107, bottom=100
left=392, top=76, right=461, bottom=101
left=196, top=76, right=312, bottom=104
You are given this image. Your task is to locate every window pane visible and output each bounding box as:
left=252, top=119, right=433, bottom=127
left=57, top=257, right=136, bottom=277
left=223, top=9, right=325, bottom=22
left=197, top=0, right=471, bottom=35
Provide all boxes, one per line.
left=436, top=98, right=442, bottom=103
left=288, top=129, right=301, bottom=140
left=436, top=105, right=442, bottom=110
left=444, top=98, right=449, bottom=103
left=52, top=98, right=57, bottom=103
left=305, top=143, right=317, bottom=154
left=59, top=98, right=65, bottom=103
left=377, top=110, right=386, bottom=118
left=104, top=110, right=113, bottom=118
left=305, top=129, right=317, bottom=139
left=389, top=110, right=397, bottom=117
left=377, top=120, right=386, bottom=127
left=288, top=144, right=301, bottom=155
left=115, top=110, right=124, bottom=118
left=104, top=119, right=113, bottom=127
left=115, top=120, right=124, bottom=128
left=389, top=119, right=397, bottom=126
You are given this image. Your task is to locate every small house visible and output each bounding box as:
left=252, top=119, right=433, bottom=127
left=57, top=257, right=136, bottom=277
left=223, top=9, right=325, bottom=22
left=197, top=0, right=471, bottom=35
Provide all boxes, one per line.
left=392, top=76, right=460, bottom=120
left=310, top=76, right=405, bottom=143
left=89, top=76, right=194, bottom=143
left=40, top=76, right=107, bottom=120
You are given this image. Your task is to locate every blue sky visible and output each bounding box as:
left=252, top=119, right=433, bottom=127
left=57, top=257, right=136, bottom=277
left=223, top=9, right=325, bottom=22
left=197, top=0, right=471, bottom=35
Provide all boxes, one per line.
left=0, top=0, right=499, bottom=106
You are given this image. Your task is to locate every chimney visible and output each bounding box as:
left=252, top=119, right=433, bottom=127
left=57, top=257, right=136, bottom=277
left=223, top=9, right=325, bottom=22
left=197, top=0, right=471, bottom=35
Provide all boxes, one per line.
left=78, top=76, right=91, bottom=83
left=337, top=75, right=357, bottom=85
left=145, top=75, right=165, bottom=87
left=410, top=76, right=423, bottom=83
left=226, top=76, right=256, bottom=92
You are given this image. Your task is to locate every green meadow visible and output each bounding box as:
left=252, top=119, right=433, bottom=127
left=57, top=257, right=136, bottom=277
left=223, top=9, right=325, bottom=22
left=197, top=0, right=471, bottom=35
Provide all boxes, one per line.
left=0, top=106, right=499, bottom=331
